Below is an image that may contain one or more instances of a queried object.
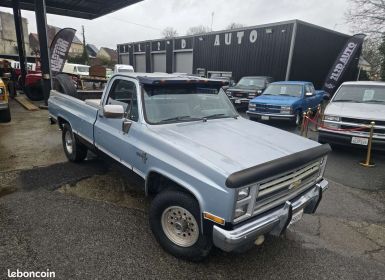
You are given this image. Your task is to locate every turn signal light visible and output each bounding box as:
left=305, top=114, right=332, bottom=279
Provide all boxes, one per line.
left=203, top=212, right=225, bottom=225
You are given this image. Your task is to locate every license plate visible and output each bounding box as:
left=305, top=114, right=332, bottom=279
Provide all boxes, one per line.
left=351, top=136, right=368, bottom=146
left=235, top=99, right=241, bottom=104
left=261, top=116, right=270, bottom=120
left=289, top=209, right=304, bottom=227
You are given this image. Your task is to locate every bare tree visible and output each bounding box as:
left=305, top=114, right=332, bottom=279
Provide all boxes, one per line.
left=361, top=39, right=382, bottom=78
left=226, top=22, right=244, bottom=30
left=346, top=0, right=385, bottom=38
left=162, top=27, right=178, bottom=39
left=186, top=25, right=210, bottom=36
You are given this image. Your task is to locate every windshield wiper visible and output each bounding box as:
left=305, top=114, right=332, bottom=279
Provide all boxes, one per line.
left=202, top=113, right=238, bottom=120
left=364, top=100, right=385, bottom=103
left=158, top=115, right=201, bottom=123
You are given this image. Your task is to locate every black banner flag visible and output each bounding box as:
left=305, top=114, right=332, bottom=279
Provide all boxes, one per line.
left=49, top=28, right=76, bottom=76
left=323, top=34, right=365, bottom=95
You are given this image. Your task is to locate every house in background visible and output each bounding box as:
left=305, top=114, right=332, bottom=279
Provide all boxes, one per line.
left=0, top=11, right=30, bottom=56
left=96, top=47, right=118, bottom=63
left=29, top=25, right=83, bottom=57
left=86, top=44, right=98, bottom=58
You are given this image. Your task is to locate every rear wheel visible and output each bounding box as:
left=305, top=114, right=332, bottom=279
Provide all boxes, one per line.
left=62, top=123, right=87, bottom=162
left=149, top=190, right=212, bottom=261
left=0, top=104, right=11, bottom=123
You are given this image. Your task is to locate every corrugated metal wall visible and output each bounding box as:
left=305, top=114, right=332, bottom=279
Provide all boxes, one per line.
left=193, top=23, right=294, bottom=81
left=290, top=22, right=357, bottom=89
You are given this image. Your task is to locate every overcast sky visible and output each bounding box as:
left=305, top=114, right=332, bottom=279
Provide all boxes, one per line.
left=0, top=0, right=351, bottom=49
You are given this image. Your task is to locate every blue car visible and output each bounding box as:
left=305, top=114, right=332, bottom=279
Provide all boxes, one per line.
left=246, top=81, right=325, bottom=126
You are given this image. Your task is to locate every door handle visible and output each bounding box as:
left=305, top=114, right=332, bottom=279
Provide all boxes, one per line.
left=122, top=119, right=132, bottom=134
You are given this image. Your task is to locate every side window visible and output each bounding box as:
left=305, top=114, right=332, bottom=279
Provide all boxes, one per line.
left=107, top=79, right=138, bottom=121
left=305, top=84, right=311, bottom=94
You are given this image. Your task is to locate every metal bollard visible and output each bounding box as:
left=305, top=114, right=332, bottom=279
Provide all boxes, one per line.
left=360, top=121, right=376, bottom=168
left=304, top=108, right=312, bottom=138
left=300, top=112, right=307, bottom=136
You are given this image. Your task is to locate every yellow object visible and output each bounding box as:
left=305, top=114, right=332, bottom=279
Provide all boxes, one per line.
left=0, top=78, right=9, bottom=103
left=203, top=212, right=225, bottom=225
left=360, top=121, right=376, bottom=168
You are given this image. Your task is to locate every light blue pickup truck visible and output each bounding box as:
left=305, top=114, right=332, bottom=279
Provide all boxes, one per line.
left=48, top=73, right=330, bottom=261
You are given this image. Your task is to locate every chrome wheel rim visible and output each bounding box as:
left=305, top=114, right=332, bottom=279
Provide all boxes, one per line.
left=161, top=206, right=199, bottom=247
left=64, top=130, right=73, bottom=154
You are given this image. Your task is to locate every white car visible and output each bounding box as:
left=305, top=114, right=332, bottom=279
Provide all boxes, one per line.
left=62, top=63, right=90, bottom=76
left=319, top=81, right=385, bottom=150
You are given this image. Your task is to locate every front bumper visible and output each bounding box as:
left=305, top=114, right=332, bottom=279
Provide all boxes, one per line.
left=0, top=102, right=9, bottom=110
left=213, top=179, right=328, bottom=252
left=229, top=97, right=251, bottom=105
left=246, top=110, right=295, bottom=120
left=318, top=129, right=385, bottom=151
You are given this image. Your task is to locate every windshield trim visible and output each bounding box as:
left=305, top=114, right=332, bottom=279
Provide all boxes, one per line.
left=140, top=86, right=238, bottom=125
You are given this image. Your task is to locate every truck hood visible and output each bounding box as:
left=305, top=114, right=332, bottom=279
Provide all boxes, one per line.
left=150, top=118, right=320, bottom=175
left=251, top=95, right=300, bottom=106
left=325, top=102, right=385, bottom=121
left=228, top=85, right=264, bottom=92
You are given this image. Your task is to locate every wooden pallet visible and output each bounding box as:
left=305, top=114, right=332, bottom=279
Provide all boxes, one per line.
left=14, top=96, right=39, bottom=111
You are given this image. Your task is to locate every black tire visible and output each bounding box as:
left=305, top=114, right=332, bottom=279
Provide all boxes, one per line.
left=24, top=81, right=44, bottom=101
left=0, top=104, right=11, bottom=123
left=53, top=74, right=78, bottom=98
left=150, top=190, right=212, bottom=261
left=62, top=123, right=87, bottom=162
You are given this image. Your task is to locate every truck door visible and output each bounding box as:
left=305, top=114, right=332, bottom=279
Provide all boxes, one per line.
left=304, top=84, right=316, bottom=110
left=94, top=77, right=140, bottom=169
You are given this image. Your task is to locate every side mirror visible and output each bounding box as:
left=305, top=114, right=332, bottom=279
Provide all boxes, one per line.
left=305, top=92, right=314, bottom=97
left=103, top=104, right=124, bottom=118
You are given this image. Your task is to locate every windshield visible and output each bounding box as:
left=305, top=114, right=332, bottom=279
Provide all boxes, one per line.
left=143, top=85, right=238, bottom=124
left=263, top=84, right=303, bottom=97
left=237, top=77, right=265, bottom=88
left=118, top=68, right=134, bottom=73
left=76, top=66, right=89, bottom=73
left=333, top=85, right=385, bottom=104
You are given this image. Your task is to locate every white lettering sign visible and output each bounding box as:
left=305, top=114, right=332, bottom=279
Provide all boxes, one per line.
left=249, top=30, right=258, bottom=43
left=237, top=31, right=244, bottom=44
left=214, top=35, right=220, bottom=46
left=181, top=39, right=186, bottom=49
left=225, top=33, right=232, bottom=45
left=214, top=30, right=258, bottom=46
left=51, top=38, right=70, bottom=73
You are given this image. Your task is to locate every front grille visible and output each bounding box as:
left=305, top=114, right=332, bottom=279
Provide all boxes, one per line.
left=254, top=103, right=281, bottom=114
left=254, top=161, right=320, bottom=212
left=341, top=117, right=385, bottom=126
left=230, top=91, right=249, bottom=98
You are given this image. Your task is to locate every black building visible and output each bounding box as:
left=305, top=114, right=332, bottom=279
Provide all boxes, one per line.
left=117, top=20, right=360, bottom=89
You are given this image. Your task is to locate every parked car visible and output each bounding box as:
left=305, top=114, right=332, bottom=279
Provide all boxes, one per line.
left=114, top=64, right=134, bottom=73
left=0, top=77, right=11, bottom=122
left=319, top=81, right=385, bottom=150
left=207, top=71, right=235, bottom=91
left=247, top=81, right=325, bottom=126
left=226, top=76, right=273, bottom=107
left=62, top=63, right=90, bottom=76
left=48, top=73, right=330, bottom=261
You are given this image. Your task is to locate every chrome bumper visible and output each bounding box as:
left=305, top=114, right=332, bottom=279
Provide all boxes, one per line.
left=246, top=111, right=295, bottom=119
left=230, top=97, right=251, bottom=104
left=213, top=179, right=328, bottom=252
left=0, top=102, right=9, bottom=110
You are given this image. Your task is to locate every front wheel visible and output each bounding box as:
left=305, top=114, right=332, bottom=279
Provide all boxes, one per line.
left=149, top=190, right=212, bottom=261
left=62, top=123, right=87, bottom=162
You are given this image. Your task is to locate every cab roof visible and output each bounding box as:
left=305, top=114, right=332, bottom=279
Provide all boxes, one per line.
left=271, top=81, right=310, bottom=85
left=341, top=81, right=385, bottom=86
left=113, top=72, right=229, bottom=86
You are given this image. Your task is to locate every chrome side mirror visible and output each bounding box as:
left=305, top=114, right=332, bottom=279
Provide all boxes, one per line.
left=103, top=105, right=124, bottom=118
left=305, top=92, right=314, bottom=97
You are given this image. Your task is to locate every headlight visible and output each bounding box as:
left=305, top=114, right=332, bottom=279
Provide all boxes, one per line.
left=248, top=103, right=256, bottom=110
left=324, top=115, right=340, bottom=122
left=0, top=87, right=3, bottom=94
left=248, top=92, right=256, bottom=98
left=257, top=90, right=262, bottom=94
left=280, top=106, right=292, bottom=114
left=234, top=204, right=248, bottom=219
left=318, top=156, right=328, bottom=180
left=237, top=187, right=250, bottom=200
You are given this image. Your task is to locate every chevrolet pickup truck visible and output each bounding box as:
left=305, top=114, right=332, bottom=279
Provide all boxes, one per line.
left=319, top=81, right=385, bottom=150
left=247, top=81, right=325, bottom=126
left=226, top=76, right=273, bottom=107
left=48, top=73, right=330, bottom=261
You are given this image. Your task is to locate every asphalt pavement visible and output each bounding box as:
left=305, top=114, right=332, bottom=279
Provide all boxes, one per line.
left=0, top=100, right=384, bottom=279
